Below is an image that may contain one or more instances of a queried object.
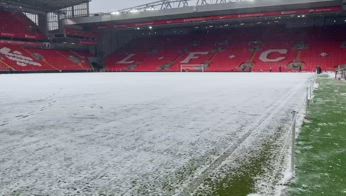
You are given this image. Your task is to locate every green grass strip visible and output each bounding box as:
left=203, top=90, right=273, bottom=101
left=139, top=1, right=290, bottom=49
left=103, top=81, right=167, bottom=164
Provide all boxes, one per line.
left=289, top=78, right=346, bottom=195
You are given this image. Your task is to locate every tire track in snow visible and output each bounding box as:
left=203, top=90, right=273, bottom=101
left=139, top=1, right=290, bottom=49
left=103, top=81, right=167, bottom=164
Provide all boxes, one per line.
left=176, top=81, right=307, bottom=196
left=81, top=92, right=260, bottom=195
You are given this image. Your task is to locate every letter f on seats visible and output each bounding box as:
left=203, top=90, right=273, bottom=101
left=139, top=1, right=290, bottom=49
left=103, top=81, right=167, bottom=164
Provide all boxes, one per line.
left=181, top=52, right=209, bottom=64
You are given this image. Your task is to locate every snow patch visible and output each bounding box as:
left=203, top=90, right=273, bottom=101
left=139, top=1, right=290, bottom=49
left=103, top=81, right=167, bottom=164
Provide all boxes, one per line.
left=0, top=73, right=312, bottom=195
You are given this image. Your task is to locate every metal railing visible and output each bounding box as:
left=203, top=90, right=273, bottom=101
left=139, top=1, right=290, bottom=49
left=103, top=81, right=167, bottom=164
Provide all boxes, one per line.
left=336, top=66, right=346, bottom=80
left=291, top=76, right=316, bottom=176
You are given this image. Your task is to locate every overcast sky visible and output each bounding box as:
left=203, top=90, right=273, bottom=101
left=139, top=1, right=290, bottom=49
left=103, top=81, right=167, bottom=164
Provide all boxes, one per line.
left=90, top=0, right=151, bottom=13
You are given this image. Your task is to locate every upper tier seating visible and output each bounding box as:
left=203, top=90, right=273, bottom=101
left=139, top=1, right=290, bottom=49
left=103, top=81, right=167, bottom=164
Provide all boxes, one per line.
left=0, top=11, right=46, bottom=40
left=106, top=27, right=346, bottom=72
left=0, top=43, right=93, bottom=72
left=65, top=28, right=97, bottom=40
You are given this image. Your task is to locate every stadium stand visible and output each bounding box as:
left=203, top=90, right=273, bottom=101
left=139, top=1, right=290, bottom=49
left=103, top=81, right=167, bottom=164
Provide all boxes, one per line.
left=1, top=0, right=345, bottom=73
left=0, top=3, right=94, bottom=73
left=65, top=28, right=97, bottom=40
left=0, top=43, right=93, bottom=72
left=105, top=26, right=346, bottom=72
left=0, top=10, right=46, bottom=40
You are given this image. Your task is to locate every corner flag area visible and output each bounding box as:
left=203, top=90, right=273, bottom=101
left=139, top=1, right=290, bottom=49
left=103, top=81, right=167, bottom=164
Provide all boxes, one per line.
left=289, top=77, right=346, bottom=195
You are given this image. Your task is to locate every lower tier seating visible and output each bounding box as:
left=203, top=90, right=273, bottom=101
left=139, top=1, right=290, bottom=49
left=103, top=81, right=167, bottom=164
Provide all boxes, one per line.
left=106, top=27, right=346, bottom=72
left=0, top=43, right=93, bottom=72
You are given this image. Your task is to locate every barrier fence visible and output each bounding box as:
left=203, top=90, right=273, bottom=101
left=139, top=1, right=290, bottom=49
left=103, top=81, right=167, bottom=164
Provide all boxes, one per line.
left=336, top=67, right=346, bottom=80
left=290, top=75, right=316, bottom=176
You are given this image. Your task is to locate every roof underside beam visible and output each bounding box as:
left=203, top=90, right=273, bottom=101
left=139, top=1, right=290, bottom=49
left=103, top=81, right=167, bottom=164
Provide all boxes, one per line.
left=118, top=0, right=256, bottom=13
left=0, top=0, right=90, bottom=12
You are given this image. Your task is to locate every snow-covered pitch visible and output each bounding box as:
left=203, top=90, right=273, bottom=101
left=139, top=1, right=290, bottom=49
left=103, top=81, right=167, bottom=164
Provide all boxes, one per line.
left=0, top=73, right=312, bottom=195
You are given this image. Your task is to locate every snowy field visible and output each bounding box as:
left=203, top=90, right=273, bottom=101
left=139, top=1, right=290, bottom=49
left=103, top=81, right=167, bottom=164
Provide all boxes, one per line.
left=0, top=73, right=312, bottom=195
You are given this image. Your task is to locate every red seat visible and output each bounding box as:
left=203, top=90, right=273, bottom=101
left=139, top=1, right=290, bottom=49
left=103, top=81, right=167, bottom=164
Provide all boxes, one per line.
left=104, top=27, right=346, bottom=73
left=0, top=43, right=93, bottom=72
left=0, top=11, right=46, bottom=40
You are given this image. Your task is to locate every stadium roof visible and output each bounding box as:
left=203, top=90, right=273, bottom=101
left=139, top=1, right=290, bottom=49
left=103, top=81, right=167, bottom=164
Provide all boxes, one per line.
left=69, top=0, right=342, bottom=26
left=0, top=0, right=90, bottom=11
